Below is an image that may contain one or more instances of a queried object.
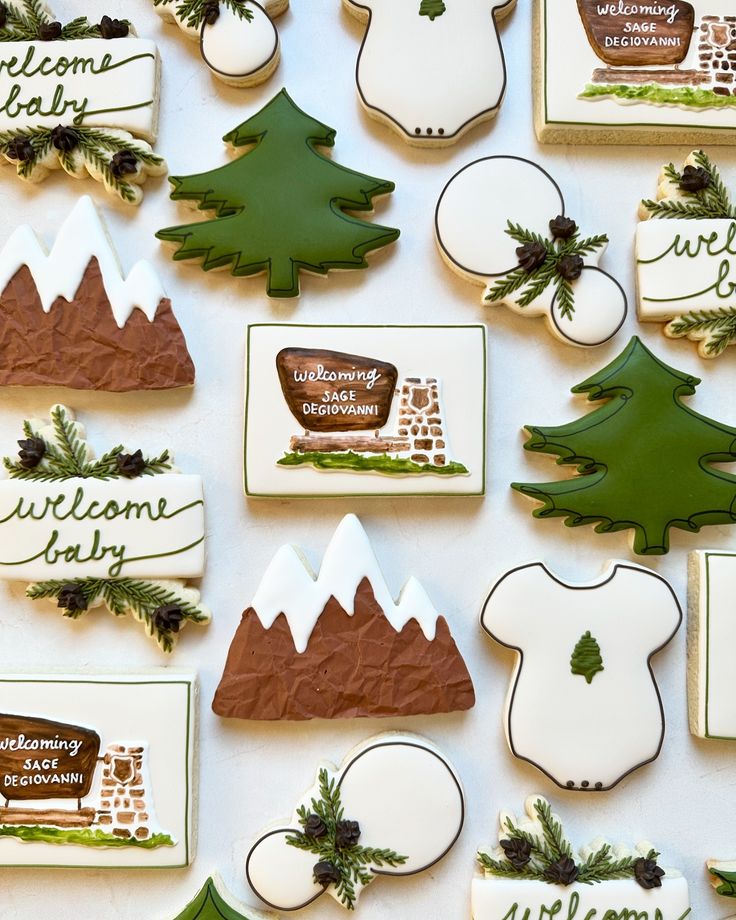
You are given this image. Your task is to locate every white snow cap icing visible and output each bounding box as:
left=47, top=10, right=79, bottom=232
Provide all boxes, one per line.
left=0, top=196, right=166, bottom=328
left=250, top=514, right=440, bottom=653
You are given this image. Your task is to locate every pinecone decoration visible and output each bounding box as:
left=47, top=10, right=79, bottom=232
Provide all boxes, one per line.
left=6, top=137, right=34, bottom=162
left=0, top=4, right=8, bottom=28
left=549, top=215, right=577, bottom=240
left=517, top=241, right=548, bottom=273
left=500, top=837, right=532, bottom=869
left=313, top=861, right=342, bottom=886
left=634, top=857, right=665, bottom=890
left=335, top=820, right=361, bottom=849
left=544, top=856, right=579, bottom=886
left=570, top=631, right=604, bottom=684
left=153, top=604, right=186, bottom=634
left=203, top=0, right=220, bottom=24
left=38, top=20, right=62, bottom=40
left=110, top=150, right=138, bottom=178
left=51, top=126, right=78, bottom=152
left=99, top=15, right=129, bottom=39
left=117, top=449, right=146, bottom=478
left=303, top=814, right=328, bottom=839
left=679, top=165, right=710, bottom=193
left=557, top=254, right=584, bottom=282
left=419, top=0, right=447, bottom=20
left=17, top=437, right=45, bottom=469
left=57, top=583, right=88, bottom=613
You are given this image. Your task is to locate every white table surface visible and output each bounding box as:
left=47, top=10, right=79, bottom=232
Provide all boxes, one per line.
left=1, top=1, right=734, bottom=917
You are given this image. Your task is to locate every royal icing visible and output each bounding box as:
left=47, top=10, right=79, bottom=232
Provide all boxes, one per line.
left=481, top=562, right=681, bottom=791
left=212, top=514, right=475, bottom=720
left=343, top=0, right=516, bottom=146
left=473, top=796, right=691, bottom=919
left=0, top=405, right=210, bottom=651
left=172, top=875, right=276, bottom=920
left=154, top=0, right=288, bottom=88
left=0, top=2, right=166, bottom=202
left=245, top=733, right=464, bottom=911
left=512, top=336, right=736, bottom=555
left=686, top=550, right=736, bottom=740
left=708, top=860, right=736, bottom=900
left=435, top=156, right=627, bottom=346
left=157, top=89, right=400, bottom=299
left=637, top=151, right=736, bottom=357
left=244, top=324, right=487, bottom=496
left=537, top=0, right=736, bottom=144
left=0, top=671, right=196, bottom=868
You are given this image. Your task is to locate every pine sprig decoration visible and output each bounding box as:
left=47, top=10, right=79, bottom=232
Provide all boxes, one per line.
left=286, top=768, right=407, bottom=910
left=666, top=308, right=736, bottom=356
left=0, top=1, right=129, bottom=41
left=2, top=406, right=172, bottom=482
left=642, top=150, right=736, bottom=220
left=26, top=578, right=209, bottom=652
left=153, top=0, right=254, bottom=28
left=477, top=798, right=660, bottom=887
left=484, top=221, right=607, bottom=321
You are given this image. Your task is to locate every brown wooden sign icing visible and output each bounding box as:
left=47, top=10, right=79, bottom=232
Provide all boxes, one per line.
left=276, top=348, right=398, bottom=432
left=0, top=714, right=101, bottom=801
left=577, top=0, right=695, bottom=66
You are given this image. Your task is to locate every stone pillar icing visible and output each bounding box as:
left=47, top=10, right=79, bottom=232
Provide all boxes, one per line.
left=96, top=743, right=156, bottom=841
left=699, top=16, right=736, bottom=95
left=397, top=377, right=449, bottom=467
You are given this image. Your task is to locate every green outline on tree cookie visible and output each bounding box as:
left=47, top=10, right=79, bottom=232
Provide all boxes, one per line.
left=1, top=405, right=210, bottom=652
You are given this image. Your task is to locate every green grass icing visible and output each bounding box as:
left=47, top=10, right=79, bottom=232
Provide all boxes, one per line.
left=0, top=826, right=175, bottom=849
left=277, top=451, right=469, bottom=476
left=580, top=83, right=736, bottom=108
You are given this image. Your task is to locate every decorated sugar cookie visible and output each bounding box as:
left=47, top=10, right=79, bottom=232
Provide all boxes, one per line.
left=536, top=0, right=736, bottom=145
left=213, top=514, right=475, bottom=721
left=473, top=796, right=692, bottom=918
left=686, top=550, right=736, bottom=740
left=637, top=151, right=736, bottom=358
left=153, top=0, right=288, bottom=88
left=0, top=1, right=165, bottom=202
left=435, top=156, right=627, bottom=346
left=246, top=734, right=464, bottom=911
left=513, top=336, right=736, bottom=555
left=173, top=875, right=276, bottom=920
left=343, top=0, right=516, bottom=146
left=0, top=197, right=194, bottom=390
left=0, top=671, right=196, bottom=868
left=0, top=405, right=210, bottom=650
left=481, top=561, right=681, bottom=791
left=709, top=860, right=736, bottom=900
left=244, top=324, right=486, bottom=497
left=157, top=90, right=399, bottom=299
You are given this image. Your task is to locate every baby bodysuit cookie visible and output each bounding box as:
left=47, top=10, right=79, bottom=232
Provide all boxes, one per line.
left=343, top=0, right=516, bottom=146
left=481, top=561, right=681, bottom=791
left=473, top=795, right=691, bottom=918
left=0, top=196, right=194, bottom=390
left=245, top=733, right=464, bottom=911
left=157, top=89, right=399, bottom=298
left=0, top=1, right=166, bottom=202
left=435, top=156, right=627, bottom=346
left=153, top=0, right=288, bottom=87
left=213, top=514, right=475, bottom=720
left=512, top=336, right=736, bottom=555
left=0, top=405, right=210, bottom=650
left=637, top=150, right=736, bottom=357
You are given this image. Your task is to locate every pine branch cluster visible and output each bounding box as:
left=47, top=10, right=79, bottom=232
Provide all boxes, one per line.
left=153, top=0, right=254, bottom=28
left=0, top=0, right=129, bottom=41
left=666, top=308, right=736, bottom=356
left=0, top=127, right=165, bottom=203
left=641, top=151, right=736, bottom=220
left=3, top=405, right=171, bottom=482
left=286, top=769, right=407, bottom=910
left=477, top=798, right=658, bottom=886
left=485, top=222, right=607, bottom=321
left=26, top=578, right=210, bottom=652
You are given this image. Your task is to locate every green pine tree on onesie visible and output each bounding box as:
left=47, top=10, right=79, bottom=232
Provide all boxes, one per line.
left=513, top=336, right=736, bottom=555
left=156, top=90, right=400, bottom=298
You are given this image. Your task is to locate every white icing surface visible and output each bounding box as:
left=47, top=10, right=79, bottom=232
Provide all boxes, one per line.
left=481, top=562, right=681, bottom=790
left=345, top=0, right=514, bottom=144
left=0, top=37, right=159, bottom=141
left=0, top=196, right=167, bottom=328
left=435, top=157, right=626, bottom=346
left=250, top=514, right=439, bottom=653
left=0, top=671, right=196, bottom=868
left=200, top=2, right=278, bottom=78
left=0, top=474, right=206, bottom=580
left=246, top=733, right=463, bottom=911
left=244, top=324, right=487, bottom=497
left=688, top=550, right=736, bottom=740
left=540, top=0, right=736, bottom=138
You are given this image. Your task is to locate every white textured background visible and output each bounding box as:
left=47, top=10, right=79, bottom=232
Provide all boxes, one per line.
left=0, top=1, right=735, bottom=917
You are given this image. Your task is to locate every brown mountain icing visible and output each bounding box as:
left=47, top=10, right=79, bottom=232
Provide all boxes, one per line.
left=0, top=259, right=194, bottom=391
left=212, top=577, right=475, bottom=721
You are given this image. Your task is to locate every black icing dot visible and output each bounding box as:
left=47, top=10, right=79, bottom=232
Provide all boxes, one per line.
left=438, top=128, right=445, bottom=135
left=581, top=780, right=590, bottom=788
left=415, top=128, right=421, bottom=135
left=427, top=127, right=433, bottom=135
left=566, top=780, right=574, bottom=788
left=595, top=782, right=603, bottom=790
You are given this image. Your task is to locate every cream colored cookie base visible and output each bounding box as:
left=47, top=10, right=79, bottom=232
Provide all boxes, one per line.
left=342, top=0, right=517, bottom=148
left=533, top=0, right=736, bottom=145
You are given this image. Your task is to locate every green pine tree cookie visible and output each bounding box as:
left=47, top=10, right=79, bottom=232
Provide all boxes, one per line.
left=172, top=875, right=272, bottom=920
left=156, top=89, right=400, bottom=298
left=512, top=336, right=736, bottom=555
left=570, top=631, right=604, bottom=684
